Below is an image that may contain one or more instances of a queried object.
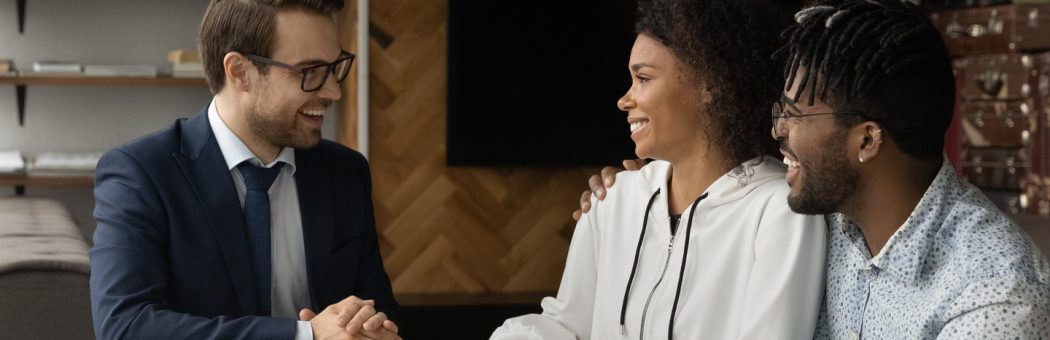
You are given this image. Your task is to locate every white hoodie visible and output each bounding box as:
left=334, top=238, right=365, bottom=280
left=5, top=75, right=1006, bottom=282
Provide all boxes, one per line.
left=492, top=157, right=827, bottom=340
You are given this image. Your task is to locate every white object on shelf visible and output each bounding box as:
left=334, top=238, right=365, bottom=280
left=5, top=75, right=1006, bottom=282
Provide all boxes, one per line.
left=0, top=150, right=26, bottom=174
left=84, top=65, right=158, bottom=78
left=32, top=61, right=82, bottom=74
left=28, top=151, right=102, bottom=176
left=171, top=62, right=204, bottom=78
left=172, top=63, right=203, bottom=72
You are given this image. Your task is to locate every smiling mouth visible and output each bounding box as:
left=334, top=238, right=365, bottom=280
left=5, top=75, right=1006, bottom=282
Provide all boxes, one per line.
left=780, top=144, right=800, bottom=167
left=630, top=120, right=648, bottom=133
left=781, top=146, right=802, bottom=187
left=299, top=109, right=325, bottom=117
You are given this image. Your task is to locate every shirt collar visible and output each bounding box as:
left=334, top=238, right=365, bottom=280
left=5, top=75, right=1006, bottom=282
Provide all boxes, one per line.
left=207, top=98, right=297, bottom=173
left=867, top=157, right=958, bottom=283
left=827, top=214, right=873, bottom=271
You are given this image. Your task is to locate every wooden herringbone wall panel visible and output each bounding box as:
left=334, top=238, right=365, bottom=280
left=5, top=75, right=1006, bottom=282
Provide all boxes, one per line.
left=338, top=0, right=601, bottom=294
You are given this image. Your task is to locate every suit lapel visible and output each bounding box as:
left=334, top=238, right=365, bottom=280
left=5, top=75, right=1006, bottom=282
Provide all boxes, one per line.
left=295, top=147, right=334, bottom=311
left=172, top=110, right=262, bottom=315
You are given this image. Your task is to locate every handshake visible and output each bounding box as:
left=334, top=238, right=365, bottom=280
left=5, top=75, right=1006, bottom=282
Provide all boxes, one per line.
left=300, top=296, right=400, bottom=340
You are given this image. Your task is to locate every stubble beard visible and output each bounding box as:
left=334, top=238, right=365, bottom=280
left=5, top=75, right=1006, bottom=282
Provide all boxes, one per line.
left=787, top=133, right=859, bottom=215
left=247, top=92, right=322, bottom=150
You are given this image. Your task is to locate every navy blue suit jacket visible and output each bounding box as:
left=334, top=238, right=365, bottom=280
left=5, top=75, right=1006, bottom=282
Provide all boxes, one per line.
left=90, top=109, right=397, bottom=339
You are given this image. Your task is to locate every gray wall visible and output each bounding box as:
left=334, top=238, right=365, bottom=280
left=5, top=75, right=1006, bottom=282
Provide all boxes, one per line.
left=0, top=0, right=338, bottom=242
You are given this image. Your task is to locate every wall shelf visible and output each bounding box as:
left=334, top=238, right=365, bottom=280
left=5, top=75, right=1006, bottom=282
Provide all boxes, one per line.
left=1, top=75, right=207, bottom=126
left=0, top=174, right=93, bottom=195
left=0, top=75, right=206, bottom=86
left=17, top=0, right=25, bottom=34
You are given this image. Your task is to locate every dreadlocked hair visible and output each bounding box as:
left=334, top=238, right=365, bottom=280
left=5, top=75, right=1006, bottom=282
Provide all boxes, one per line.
left=636, top=0, right=799, bottom=169
left=776, top=0, right=955, bottom=159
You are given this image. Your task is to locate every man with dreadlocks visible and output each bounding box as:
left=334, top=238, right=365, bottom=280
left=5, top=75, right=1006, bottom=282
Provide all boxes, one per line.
left=581, top=0, right=1050, bottom=338
left=776, top=0, right=1049, bottom=338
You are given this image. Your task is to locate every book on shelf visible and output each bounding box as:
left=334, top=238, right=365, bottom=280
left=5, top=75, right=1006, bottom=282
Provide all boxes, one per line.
left=0, top=59, right=12, bottom=73
left=0, top=150, right=26, bottom=175
left=32, top=61, right=82, bottom=74
left=168, top=49, right=205, bottom=78
left=171, top=62, right=204, bottom=78
left=19, top=71, right=86, bottom=77
left=84, top=65, right=158, bottom=78
left=167, top=49, right=202, bottom=64
left=27, top=151, right=101, bottom=177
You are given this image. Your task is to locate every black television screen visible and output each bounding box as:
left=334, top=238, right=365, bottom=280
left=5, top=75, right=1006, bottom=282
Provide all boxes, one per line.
left=447, top=0, right=639, bottom=166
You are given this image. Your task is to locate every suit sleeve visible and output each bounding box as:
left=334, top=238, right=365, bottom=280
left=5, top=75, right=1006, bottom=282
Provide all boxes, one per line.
left=90, top=149, right=295, bottom=340
left=348, top=153, right=399, bottom=322
left=737, top=196, right=827, bottom=340
left=490, top=194, right=601, bottom=340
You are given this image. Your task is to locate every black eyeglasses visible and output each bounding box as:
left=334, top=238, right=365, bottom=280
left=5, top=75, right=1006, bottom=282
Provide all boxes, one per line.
left=771, top=95, right=864, bottom=139
left=244, top=50, right=355, bottom=92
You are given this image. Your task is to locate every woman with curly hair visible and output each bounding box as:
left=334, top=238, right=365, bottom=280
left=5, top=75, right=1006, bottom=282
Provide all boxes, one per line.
left=491, top=0, right=825, bottom=339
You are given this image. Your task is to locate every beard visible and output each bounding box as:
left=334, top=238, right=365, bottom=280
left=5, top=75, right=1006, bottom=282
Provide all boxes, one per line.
left=246, top=91, right=323, bottom=150
left=787, top=133, right=859, bottom=215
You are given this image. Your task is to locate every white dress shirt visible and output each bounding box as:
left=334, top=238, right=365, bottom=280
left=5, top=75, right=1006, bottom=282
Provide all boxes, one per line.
left=208, top=99, right=314, bottom=339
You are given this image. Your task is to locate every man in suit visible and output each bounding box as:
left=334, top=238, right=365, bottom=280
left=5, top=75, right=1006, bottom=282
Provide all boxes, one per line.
left=89, top=1, right=401, bottom=339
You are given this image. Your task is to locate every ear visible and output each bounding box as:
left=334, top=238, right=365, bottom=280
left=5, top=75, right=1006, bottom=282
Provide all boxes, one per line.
left=222, top=52, right=253, bottom=92
left=855, top=122, right=884, bottom=165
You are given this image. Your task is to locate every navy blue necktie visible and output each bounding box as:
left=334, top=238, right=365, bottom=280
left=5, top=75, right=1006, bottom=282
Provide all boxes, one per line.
left=238, top=162, right=283, bottom=315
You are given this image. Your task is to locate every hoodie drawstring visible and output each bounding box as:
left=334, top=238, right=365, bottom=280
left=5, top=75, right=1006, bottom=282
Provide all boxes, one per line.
left=620, top=189, right=660, bottom=335
left=618, top=189, right=710, bottom=340
left=668, top=192, right=708, bottom=340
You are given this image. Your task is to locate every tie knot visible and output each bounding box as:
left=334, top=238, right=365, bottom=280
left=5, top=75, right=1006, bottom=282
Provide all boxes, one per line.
left=238, top=162, right=284, bottom=191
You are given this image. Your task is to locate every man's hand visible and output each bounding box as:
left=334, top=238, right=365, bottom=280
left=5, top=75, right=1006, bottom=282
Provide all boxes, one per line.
left=344, top=304, right=400, bottom=339
left=572, top=159, right=647, bottom=221
left=300, top=296, right=371, bottom=339
left=300, top=296, right=401, bottom=340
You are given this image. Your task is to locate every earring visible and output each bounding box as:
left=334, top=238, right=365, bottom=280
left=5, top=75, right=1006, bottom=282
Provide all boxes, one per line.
left=859, top=155, right=865, bottom=163
left=874, top=129, right=883, bottom=144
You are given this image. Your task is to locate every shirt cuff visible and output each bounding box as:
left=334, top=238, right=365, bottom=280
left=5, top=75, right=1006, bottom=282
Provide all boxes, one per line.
left=295, top=320, right=313, bottom=340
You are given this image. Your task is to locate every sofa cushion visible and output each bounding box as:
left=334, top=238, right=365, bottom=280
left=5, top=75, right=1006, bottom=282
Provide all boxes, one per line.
left=0, top=197, right=89, bottom=275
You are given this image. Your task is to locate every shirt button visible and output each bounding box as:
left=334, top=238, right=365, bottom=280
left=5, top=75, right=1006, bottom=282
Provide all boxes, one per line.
left=849, top=331, right=859, bottom=340
left=862, top=267, right=873, bottom=277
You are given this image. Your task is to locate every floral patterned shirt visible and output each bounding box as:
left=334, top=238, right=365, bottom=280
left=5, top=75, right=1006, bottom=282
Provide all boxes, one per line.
left=815, top=159, right=1050, bottom=339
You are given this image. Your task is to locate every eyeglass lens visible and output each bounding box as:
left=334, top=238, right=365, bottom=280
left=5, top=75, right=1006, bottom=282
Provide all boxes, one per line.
left=302, top=57, right=353, bottom=91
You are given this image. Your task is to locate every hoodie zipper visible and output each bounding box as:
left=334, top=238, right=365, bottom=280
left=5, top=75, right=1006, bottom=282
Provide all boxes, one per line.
left=638, top=222, right=678, bottom=339
left=619, top=190, right=706, bottom=340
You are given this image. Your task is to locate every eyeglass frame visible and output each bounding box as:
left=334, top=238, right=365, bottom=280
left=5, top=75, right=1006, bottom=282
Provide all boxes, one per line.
left=243, top=50, right=355, bottom=92
left=770, top=94, right=866, bottom=139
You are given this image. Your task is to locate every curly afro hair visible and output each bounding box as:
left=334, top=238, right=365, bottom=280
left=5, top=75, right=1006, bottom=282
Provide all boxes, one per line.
left=635, top=0, right=799, bottom=169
